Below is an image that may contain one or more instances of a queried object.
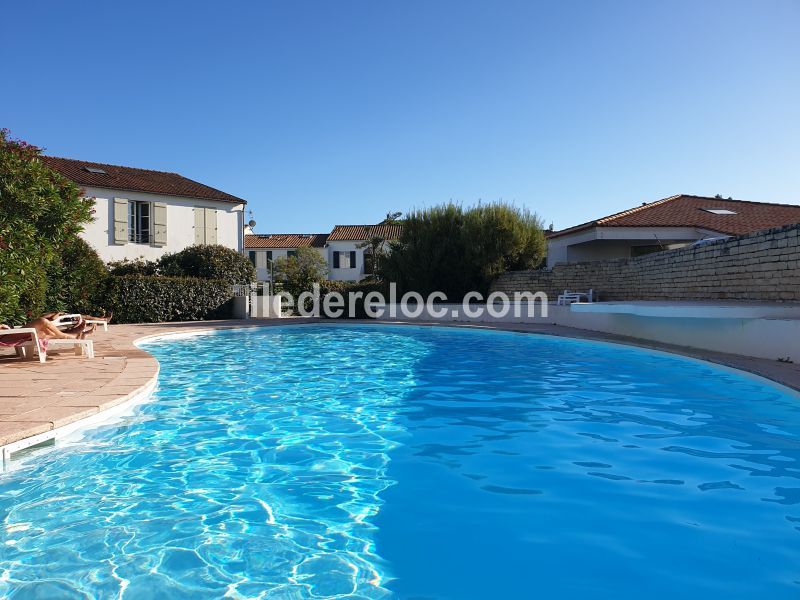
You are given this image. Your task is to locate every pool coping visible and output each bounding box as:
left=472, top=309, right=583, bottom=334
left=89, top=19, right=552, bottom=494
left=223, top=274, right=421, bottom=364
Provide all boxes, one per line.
left=1, top=317, right=798, bottom=467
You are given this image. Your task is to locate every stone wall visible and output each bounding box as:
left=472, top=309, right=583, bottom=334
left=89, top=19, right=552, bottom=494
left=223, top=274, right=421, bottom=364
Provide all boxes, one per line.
left=492, top=223, right=800, bottom=302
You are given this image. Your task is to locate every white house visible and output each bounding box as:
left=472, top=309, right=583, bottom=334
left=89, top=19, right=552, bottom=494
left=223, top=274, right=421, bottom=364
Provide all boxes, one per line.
left=325, top=225, right=402, bottom=281
left=244, top=223, right=403, bottom=282
left=547, top=194, right=800, bottom=267
left=40, top=156, right=246, bottom=262
left=244, top=233, right=328, bottom=281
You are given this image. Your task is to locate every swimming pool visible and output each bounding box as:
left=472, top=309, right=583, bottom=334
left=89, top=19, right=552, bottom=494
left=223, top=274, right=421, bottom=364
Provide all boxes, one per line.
left=1, top=324, right=799, bottom=598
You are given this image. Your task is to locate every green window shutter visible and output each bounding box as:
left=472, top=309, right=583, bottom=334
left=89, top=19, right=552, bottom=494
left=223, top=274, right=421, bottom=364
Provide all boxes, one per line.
left=113, top=198, right=128, bottom=245
left=152, top=202, right=167, bottom=246
left=204, top=208, right=217, bottom=245
left=194, top=207, right=205, bottom=244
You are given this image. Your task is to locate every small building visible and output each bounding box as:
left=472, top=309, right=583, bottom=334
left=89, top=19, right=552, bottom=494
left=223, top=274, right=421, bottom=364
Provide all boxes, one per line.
left=244, top=233, right=328, bottom=281
left=546, top=194, right=800, bottom=267
left=40, top=156, right=246, bottom=262
left=324, top=224, right=403, bottom=281
left=244, top=223, right=403, bottom=282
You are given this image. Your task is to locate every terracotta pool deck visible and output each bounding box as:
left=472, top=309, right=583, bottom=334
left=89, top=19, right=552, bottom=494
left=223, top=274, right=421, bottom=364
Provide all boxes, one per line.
left=1, top=319, right=798, bottom=451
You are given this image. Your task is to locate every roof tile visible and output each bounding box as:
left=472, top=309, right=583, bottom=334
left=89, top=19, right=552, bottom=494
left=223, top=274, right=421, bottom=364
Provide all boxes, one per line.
left=549, top=194, right=800, bottom=238
left=327, top=224, right=403, bottom=241
left=40, top=156, right=246, bottom=204
left=245, top=233, right=328, bottom=249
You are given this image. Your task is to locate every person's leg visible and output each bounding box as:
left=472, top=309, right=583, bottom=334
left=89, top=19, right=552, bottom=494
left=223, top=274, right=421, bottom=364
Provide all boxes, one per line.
left=26, top=318, right=83, bottom=340
left=79, top=324, right=97, bottom=339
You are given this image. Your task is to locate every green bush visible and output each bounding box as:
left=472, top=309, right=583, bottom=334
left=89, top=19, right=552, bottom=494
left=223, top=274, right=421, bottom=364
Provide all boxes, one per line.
left=319, top=279, right=386, bottom=319
left=0, top=130, right=94, bottom=324
left=380, top=202, right=545, bottom=299
left=45, top=237, right=109, bottom=315
left=158, top=244, right=255, bottom=285
left=108, top=257, right=159, bottom=277
left=273, top=247, right=329, bottom=308
left=104, top=275, right=233, bottom=323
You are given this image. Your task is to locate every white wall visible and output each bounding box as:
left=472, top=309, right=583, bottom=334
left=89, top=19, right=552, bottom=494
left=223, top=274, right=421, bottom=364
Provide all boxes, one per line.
left=326, top=241, right=364, bottom=281
left=547, top=226, right=719, bottom=267
left=248, top=247, right=327, bottom=281
left=81, top=186, right=244, bottom=263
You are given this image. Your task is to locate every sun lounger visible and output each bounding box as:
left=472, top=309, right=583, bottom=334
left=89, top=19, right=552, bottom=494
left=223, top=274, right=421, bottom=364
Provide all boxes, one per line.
left=557, top=289, right=594, bottom=305
left=0, top=328, right=94, bottom=362
left=0, top=328, right=47, bottom=363
left=52, top=313, right=108, bottom=332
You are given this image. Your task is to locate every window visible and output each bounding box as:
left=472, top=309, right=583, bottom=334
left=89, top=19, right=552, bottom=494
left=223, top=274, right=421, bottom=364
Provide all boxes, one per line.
left=363, top=250, right=374, bottom=274
left=128, top=201, right=150, bottom=244
left=701, top=208, right=737, bottom=215
left=333, top=251, right=356, bottom=268
left=287, top=250, right=297, bottom=259
left=250, top=251, right=272, bottom=269
left=82, top=166, right=107, bottom=174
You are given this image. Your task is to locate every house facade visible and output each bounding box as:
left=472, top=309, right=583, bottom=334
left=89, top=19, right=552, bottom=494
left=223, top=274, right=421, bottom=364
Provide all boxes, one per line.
left=547, top=194, right=800, bottom=267
left=245, top=223, right=403, bottom=282
left=325, top=224, right=403, bottom=281
left=40, top=156, right=246, bottom=262
left=244, top=234, right=328, bottom=281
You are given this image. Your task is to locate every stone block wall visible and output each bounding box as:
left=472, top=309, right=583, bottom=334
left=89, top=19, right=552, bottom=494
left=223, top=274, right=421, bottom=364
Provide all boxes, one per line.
left=491, top=223, right=800, bottom=302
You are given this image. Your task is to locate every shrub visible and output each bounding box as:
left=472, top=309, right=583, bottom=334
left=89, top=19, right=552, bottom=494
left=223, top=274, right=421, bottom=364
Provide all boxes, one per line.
left=273, top=247, right=329, bottom=303
left=45, top=237, right=109, bottom=315
left=108, top=257, right=159, bottom=277
left=319, top=279, right=386, bottom=319
left=104, top=275, right=233, bottom=323
left=380, top=202, right=545, bottom=299
left=0, top=130, right=94, bottom=324
left=158, top=244, right=255, bottom=285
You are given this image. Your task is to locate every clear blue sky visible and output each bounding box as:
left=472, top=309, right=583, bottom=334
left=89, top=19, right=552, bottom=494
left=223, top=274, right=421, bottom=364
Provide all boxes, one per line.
left=4, top=0, right=799, bottom=233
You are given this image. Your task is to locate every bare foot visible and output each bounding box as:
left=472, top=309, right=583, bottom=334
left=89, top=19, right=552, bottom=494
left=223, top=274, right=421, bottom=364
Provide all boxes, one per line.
left=80, top=324, right=97, bottom=339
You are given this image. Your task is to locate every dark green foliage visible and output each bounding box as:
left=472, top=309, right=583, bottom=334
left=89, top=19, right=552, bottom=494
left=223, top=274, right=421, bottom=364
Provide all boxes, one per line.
left=45, top=237, right=109, bottom=314
left=273, top=247, right=329, bottom=301
left=107, top=258, right=159, bottom=277
left=0, top=130, right=94, bottom=324
left=319, top=279, right=386, bottom=319
left=158, top=244, right=255, bottom=285
left=380, top=202, right=545, bottom=299
left=104, top=276, right=233, bottom=323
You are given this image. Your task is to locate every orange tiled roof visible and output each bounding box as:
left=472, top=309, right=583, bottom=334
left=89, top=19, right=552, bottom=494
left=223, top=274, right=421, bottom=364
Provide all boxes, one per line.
left=39, top=155, right=246, bottom=204
left=245, top=233, right=328, bottom=249
left=327, top=224, right=403, bottom=241
left=549, top=194, right=800, bottom=239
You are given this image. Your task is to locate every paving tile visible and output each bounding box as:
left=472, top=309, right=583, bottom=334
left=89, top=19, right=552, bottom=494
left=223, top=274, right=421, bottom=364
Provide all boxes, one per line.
left=0, top=421, right=52, bottom=446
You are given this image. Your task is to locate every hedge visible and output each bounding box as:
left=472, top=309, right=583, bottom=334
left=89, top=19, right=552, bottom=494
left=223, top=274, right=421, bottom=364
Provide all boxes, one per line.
left=319, top=279, right=385, bottom=319
left=105, top=275, right=233, bottom=324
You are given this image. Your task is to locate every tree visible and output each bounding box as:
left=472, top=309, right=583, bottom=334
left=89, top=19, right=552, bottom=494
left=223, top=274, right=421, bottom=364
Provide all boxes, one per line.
left=272, top=247, right=329, bottom=303
left=379, top=202, right=545, bottom=299
left=357, top=211, right=403, bottom=277
left=0, top=129, right=94, bottom=324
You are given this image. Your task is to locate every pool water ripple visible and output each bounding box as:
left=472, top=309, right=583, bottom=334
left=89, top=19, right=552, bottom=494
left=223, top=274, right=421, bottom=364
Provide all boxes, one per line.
left=0, top=325, right=798, bottom=599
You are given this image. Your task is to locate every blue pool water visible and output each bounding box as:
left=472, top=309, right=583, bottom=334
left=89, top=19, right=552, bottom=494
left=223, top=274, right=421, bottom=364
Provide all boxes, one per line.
left=1, top=325, right=799, bottom=599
